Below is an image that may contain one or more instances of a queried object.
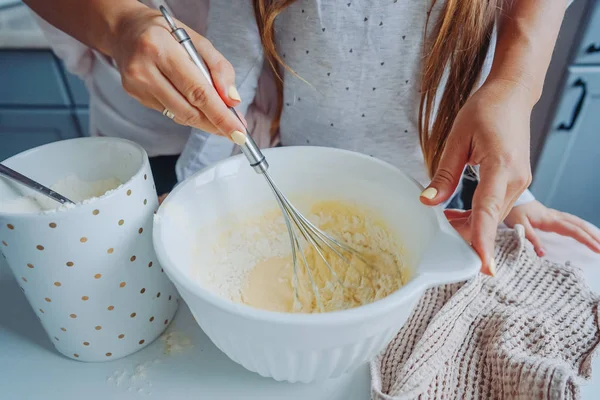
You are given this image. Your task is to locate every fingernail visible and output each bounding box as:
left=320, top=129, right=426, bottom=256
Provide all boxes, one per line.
left=228, top=86, right=241, bottom=102
left=230, top=130, right=247, bottom=145
left=420, top=187, right=438, bottom=200
left=488, top=257, right=496, bottom=277
left=538, top=248, right=546, bottom=257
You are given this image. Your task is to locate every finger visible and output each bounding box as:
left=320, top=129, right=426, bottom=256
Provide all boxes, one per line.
left=470, top=162, right=509, bottom=276
left=448, top=217, right=472, bottom=243
left=158, top=193, right=169, bottom=205
left=158, top=43, right=246, bottom=142
left=541, top=219, right=600, bottom=253
left=501, top=190, right=525, bottom=222
left=556, top=212, right=600, bottom=251
left=420, top=133, right=469, bottom=206
left=150, top=68, right=218, bottom=132
left=444, top=209, right=472, bottom=220
left=190, top=32, right=241, bottom=107
left=522, top=220, right=545, bottom=257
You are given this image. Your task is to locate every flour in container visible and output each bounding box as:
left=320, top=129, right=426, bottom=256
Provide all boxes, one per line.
left=196, top=200, right=409, bottom=313
left=0, top=174, right=122, bottom=213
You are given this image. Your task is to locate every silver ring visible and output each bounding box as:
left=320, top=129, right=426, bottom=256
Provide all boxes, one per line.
left=162, top=108, right=175, bottom=120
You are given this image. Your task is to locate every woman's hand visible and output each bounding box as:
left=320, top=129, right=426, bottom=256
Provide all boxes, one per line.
left=107, top=4, right=247, bottom=142
left=504, top=201, right=600, bottom=256
left=420, top=79, right=534, bottom=276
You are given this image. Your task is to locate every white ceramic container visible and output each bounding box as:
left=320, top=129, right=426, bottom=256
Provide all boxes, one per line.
left=0, top=137, right=179, bottom=362
left=153, top=146, right=480, bottom=383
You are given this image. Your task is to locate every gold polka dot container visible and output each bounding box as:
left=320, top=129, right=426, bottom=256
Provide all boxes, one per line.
left=0, top=137, right=179, bottom=362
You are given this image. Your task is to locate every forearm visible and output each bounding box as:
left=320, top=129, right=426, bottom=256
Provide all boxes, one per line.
left=23, top=0, right=144, bottom=56
left=488, top=0, right=569, bottom=106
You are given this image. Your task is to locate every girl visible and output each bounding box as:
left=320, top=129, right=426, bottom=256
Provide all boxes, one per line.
left=25, top=0, right=600, bottom=275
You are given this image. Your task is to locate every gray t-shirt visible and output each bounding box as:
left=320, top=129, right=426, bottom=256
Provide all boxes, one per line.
left=175, top=0, right=534, bottom=204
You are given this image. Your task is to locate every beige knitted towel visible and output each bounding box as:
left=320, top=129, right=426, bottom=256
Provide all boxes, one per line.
left=371, top=226, right=600, bottom=400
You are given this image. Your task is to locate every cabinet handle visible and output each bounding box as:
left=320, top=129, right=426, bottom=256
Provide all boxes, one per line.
left=557, top=78, right=586, bottom=131
left=586, top=43, right=600, bottom=53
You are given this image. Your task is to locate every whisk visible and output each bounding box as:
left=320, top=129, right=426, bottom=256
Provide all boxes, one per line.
left=160, top=7, right=368, bottom=309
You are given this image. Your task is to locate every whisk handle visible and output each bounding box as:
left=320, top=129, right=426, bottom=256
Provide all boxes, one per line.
left=160, top=6, right=269, bottom=174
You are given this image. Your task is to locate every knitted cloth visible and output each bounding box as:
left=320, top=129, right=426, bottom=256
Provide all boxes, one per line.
left=371, top=226, right=600, bottom=400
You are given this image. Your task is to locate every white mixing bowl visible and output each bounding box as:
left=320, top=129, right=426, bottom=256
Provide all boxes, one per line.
left=153, top=146, right=480, bottom=383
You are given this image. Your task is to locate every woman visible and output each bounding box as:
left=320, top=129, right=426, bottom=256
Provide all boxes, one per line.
left=25, top=0, right=600, bottom=275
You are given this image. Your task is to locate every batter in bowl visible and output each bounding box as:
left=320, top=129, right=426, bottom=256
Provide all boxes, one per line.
left=201, top=201, right=409, bottom=314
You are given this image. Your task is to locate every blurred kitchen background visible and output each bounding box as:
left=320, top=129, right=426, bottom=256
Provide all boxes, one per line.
left=0, top=0, right=599, bottom=226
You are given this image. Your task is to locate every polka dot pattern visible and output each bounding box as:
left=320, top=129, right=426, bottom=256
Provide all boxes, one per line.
left=262, top=1, right=421, bottom=184
left=0, top=164, right=178, bottom=362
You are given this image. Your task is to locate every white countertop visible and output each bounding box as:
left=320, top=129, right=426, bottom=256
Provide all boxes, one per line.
left=0, top=229, right=598, bottom=400
left=0, top=1, right=49, bottom=49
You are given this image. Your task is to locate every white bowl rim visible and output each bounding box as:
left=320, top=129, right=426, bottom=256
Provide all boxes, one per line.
left=153, top=146, right=476, bottom=326
left=0, top=137, right=149, bottom=219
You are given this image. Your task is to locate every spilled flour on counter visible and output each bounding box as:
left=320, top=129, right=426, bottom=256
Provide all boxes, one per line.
left=0, top=174, right=121, bottom=213
left=107, top=327, right=194, bottom=396
left=160, top=330, right=193, bottom=355
left=197, top=200, right=409, bottom=313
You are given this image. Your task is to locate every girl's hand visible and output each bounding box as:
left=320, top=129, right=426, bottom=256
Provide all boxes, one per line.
left=108, top=3, right=246, bottom=142
left=504, top=201, right=600, bottom=257
left=158, top=193, right=169, bottom=205
left=420, top=79, right=533, bottom=275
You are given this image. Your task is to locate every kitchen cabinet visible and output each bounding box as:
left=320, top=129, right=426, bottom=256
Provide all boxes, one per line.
left=0, top=49, right=90, bottom=161
left=0, top=50, right=70, bottom=106
left=532, top=67, right=600, bottom=227
left=75, top=108, right=90, bottom=136
left=0, top=109, right=79, bottom=160
left=574, top=1, right=600, bottom=64
left=531, top=0, right=600, bottom=226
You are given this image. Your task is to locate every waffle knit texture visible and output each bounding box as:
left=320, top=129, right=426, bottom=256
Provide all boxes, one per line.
left=371, top=225, right=600, bottom=400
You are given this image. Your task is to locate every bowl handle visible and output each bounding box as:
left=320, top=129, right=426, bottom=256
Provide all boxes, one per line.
left=417, top=225, right=481, bottom=286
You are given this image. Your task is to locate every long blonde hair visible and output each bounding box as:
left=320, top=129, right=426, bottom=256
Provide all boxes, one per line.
left=253, top=0, right=498, bottom=178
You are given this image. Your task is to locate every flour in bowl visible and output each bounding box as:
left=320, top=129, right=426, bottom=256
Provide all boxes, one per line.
left=196, top=201, right=409, bottom=313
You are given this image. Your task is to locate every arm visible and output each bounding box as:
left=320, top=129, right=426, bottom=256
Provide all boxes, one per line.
left=22, top=0, right=140, bottom=57
left=423, top=0, right=570, bottom=275
left=487, top=0, right=570, bottom=107
left=496, top=1, right=572, bottom=208
left=23, top=0, right=247, bottom=140
left=474, top=0, right=569, bottom=269
left=176, top=0, right=265, bottom=180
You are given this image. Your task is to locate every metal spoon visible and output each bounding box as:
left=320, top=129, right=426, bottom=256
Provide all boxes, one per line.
left=0, top=164, right=75, bottom=205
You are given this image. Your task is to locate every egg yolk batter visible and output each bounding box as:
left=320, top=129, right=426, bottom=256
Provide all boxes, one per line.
left=240, top=201, right=408, bottom=313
